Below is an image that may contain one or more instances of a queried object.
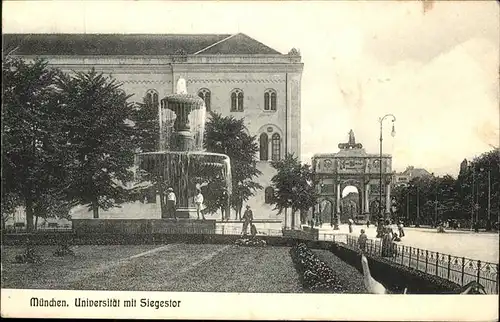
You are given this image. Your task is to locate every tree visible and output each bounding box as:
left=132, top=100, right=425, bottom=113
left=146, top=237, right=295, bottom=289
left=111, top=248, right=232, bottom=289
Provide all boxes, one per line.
left=457, top=148, right=499, bottom=230
left=55, top=69, right=137, bottom=218
left=204, top=112, right=262, bottom=218
left=2, top=57, right=67, bottom=231
left=1, top=192, right=22, bottom=230
left=270, top=153, right=318, bottom=228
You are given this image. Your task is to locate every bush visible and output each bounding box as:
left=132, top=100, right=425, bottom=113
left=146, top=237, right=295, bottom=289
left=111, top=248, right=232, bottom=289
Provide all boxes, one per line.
left=330, top=243, right=462, bottom=294
left=235, top=238, right=267, bottom=247
left=290, top=243, right=347, bottom=293
left=14, top=245, right=42, bottom=264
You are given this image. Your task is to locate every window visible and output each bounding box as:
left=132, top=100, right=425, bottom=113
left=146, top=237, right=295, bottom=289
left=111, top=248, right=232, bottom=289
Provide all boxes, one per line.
left=264, top=89, right=277, bottom=111
left=271, top=133, right=281, bottom=161
left=145, top=89, right=159, bottom=108
left=198, top=88, right=211, bottom=111
left=259, top=133, right=268, bottom=161
left=231, top=89, right=244, bottom=112
left=265, top=187, right=274, bottom=204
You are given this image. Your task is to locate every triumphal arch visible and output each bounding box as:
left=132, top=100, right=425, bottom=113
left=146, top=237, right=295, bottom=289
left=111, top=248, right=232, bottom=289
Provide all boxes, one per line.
left=312, top=130, right=393, bottom=225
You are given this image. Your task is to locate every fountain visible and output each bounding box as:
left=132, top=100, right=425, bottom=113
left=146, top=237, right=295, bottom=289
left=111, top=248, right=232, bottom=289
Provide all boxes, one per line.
left=138, top=77, right=232, bottom=219
left=71, top=77, right=232, bottom=235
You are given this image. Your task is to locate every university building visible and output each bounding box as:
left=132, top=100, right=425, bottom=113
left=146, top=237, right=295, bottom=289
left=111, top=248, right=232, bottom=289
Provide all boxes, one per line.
left=4, top=33, right=304, bottom=219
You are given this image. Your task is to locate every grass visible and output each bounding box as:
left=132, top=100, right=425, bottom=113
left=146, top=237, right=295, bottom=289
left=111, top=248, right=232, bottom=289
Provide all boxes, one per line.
left=1, top=244, right=301, bottom=293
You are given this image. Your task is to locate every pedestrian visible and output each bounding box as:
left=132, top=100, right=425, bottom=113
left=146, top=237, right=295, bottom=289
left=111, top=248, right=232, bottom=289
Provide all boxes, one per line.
left=194, top=188, right=204, bottom=220
left=366, top=220, right=370, bottom=229
left=220, top=188, right=229, bottom=222
left=241, top=205, right=253, bottom=236
left=166, top=187, right=177, bottom=220
left=398, top=221, right=405, bottom=237
left=348, top=218, right=354, bottom=233
left=358, top=229, right=367, bottom=251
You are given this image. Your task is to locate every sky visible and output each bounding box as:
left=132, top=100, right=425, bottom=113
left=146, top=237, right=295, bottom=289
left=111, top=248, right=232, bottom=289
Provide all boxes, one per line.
left=3, top=0, right=499, bottom=177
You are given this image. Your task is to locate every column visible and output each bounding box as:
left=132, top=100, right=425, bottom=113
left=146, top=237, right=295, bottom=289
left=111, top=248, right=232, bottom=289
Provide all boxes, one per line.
left=365, top=184, right=370, bottom=213
left=336, top=183, right=341, bottom=214
left=386, top=183, right=391, bottom=214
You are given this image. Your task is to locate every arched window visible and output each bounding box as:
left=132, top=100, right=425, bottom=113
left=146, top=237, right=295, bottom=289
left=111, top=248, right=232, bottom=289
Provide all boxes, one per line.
left=145, top=89, right=159, bottom=108
left=231, top=89, right=244, bottom=112
left=265, top=187, right=274, bottom=204
left=198, top=88, right=211, bottom=111
left=264, top=89, right=277, bottom=111
left=271, top=133, right=281, bottom=161
left=259, top=133, right=268, bottom=161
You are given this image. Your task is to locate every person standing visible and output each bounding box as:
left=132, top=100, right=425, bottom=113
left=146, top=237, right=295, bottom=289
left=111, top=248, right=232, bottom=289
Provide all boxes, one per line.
left=241, top=205, right=253, bottom=236
left=166, top=187, right=177, bottom=220
left=194, top=188, right=204, bottom=220
left=366, top=220, right=370, bottom=229
left=397, top=221, right=405, bottom=237
left=220, top=188, right=229, bottom=222
left=348, top=218, right=354, bottom=233
left=358, top=229, right=368, bottom=251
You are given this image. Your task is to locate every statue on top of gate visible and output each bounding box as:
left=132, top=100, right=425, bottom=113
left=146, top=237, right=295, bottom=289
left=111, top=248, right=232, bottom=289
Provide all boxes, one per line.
left=339, top=129, right=363, bottom=150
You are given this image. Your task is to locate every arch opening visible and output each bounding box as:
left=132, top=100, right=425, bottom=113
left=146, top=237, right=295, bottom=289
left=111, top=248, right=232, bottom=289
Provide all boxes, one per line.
left=341, top=185, right=361, bottom=223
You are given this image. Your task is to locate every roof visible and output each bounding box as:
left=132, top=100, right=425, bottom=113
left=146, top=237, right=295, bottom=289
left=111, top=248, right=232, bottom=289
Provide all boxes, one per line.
left=2, top=33, right=283, bottom=56
left=402, top=167, right=432, bottom=178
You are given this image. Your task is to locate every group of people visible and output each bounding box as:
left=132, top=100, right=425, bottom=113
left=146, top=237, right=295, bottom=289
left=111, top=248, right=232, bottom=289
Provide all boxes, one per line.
left=160, top=187, right=206, bottom=220
left=357, top=219, right=406, bottom=255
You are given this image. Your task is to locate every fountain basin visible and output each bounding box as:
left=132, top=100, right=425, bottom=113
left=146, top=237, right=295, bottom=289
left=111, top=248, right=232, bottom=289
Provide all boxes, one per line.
left=138, top=151, right=232, bottom=219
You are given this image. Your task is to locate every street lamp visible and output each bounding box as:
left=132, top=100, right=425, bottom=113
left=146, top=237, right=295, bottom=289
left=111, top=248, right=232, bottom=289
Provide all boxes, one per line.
left=378, top=114, right=396, bottom=222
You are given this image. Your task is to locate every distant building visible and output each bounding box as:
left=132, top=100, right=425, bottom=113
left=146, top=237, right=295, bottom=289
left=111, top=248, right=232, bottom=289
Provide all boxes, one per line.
left=392, top=166, right=432, bottom=186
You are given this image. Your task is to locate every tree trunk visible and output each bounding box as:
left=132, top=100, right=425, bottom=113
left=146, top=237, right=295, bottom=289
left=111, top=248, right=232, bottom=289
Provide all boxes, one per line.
left=291, top=209, right=296, bottom=229
left=34, top=215, right=39, bottom=230
left=92, top=199, right=99, bottom=219
left=159, top=190, right=165, bottom=218
left=25, top=196, right=34, bottom=232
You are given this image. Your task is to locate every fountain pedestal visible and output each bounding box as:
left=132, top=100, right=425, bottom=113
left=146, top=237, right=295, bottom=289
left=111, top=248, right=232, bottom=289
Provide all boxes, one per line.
left=172, top=131, right=194, bottom=152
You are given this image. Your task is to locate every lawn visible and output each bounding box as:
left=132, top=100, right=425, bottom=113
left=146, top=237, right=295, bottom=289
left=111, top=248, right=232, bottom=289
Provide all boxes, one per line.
left=1, top=244, right=301, bottom=293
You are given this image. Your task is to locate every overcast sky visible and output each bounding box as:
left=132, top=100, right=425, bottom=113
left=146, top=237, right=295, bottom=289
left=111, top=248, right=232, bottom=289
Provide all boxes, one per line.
left=4, top=1, right=499, bottom=177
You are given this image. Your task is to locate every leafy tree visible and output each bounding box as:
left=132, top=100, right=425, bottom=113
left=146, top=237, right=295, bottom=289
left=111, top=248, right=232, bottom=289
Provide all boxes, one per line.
left=131, top=99, right=160, bottom=153
left=204, top=112, right=262, bottom=218
left=270, top=153, right=318, bottom=228
left=2, top=57, right=67, bottom=231
left=55, top=69, right=137, bottom=218
left=457, top=148, right=499, bottom=230
left=1, top=192, right=22, bottom=230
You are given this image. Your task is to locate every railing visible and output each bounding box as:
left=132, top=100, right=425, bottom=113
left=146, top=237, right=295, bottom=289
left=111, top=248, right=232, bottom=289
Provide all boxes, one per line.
left=345, top=235, right=499, bottom=294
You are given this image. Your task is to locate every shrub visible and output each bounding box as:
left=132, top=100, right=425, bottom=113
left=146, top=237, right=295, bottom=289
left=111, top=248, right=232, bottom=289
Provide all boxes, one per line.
left=290, top=243, right=347, bottom=293
left=235, top=238, right=267, bottom=247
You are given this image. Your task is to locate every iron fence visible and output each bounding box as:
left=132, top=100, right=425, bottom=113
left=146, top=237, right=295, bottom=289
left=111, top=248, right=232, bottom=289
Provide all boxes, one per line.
left=345, top=235, right=499, bottom=294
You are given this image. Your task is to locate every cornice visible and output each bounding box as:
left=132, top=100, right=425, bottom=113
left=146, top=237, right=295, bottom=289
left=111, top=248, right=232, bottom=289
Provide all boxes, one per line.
left=121, top=80, right=172, bottom=85
left=186, top=79, right=285, bottom=84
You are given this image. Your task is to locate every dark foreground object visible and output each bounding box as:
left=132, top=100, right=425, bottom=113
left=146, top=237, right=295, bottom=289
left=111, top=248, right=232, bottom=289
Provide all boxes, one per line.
left=330, top=243, right=463, bottom=294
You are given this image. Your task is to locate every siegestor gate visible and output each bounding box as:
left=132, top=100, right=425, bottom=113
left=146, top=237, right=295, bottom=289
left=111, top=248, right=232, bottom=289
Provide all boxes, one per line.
left=312, top=130, right=393, bottom=225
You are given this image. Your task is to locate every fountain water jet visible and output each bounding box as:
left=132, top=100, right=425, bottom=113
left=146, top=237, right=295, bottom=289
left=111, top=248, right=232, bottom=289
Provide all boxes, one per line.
left=138, top=77, right=232, bottom=219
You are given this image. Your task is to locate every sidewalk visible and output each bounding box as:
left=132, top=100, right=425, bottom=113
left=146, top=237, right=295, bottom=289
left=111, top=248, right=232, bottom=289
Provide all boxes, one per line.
left=404, top=226, right=499, bottom=236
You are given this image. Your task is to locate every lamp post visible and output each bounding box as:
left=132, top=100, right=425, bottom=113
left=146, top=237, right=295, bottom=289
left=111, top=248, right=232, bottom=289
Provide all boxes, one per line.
left=378, top=114, right=396, bottom=222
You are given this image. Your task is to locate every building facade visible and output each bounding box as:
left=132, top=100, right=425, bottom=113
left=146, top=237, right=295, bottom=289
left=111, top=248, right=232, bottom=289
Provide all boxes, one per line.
left=392, top=166, right=432, bottom=187
left=4, top=33, right=303, bottom=219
